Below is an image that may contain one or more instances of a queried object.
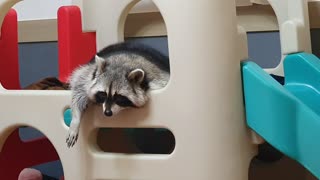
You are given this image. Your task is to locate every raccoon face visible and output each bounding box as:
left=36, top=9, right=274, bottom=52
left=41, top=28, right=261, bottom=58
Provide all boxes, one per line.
left=88, top=55, right=149, bottom=116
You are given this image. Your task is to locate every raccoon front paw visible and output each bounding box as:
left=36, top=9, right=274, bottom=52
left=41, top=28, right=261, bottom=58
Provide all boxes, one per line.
left=66, top=127, right=79, bottom=148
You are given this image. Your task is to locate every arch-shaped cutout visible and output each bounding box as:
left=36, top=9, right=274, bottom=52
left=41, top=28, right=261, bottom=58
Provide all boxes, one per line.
left=0, top=126, right=64, bottom=179
left=238, top=5, right=282, bottom=70
left=122, top=0, right=170, bottom=90
left=90, top=2, right=174, bottom=155
left=124, top=1, right=165, bottom=38
left=96, top=128, right=176, bottom=154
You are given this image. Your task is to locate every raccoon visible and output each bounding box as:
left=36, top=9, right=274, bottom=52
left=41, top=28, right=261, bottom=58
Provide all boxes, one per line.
left=66, top=42, right=170, bottom=148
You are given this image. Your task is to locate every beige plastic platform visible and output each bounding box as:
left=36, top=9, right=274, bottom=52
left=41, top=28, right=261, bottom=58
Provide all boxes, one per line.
left=2, top=0, right=313, bottom=179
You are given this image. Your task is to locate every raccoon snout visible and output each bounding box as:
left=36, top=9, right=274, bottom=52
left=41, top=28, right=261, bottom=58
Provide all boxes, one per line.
left=104, top=109, right=113, bottom=116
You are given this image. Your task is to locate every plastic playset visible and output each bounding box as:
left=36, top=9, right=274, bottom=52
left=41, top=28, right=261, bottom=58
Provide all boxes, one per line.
left=0, top=0, right=320, bottom=179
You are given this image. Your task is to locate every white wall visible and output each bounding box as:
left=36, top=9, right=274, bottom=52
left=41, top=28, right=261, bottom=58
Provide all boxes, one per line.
left=13, top=0, right=72, bottom=21
left=12, top=0, right=159, bottom=21
left=12, top=0, right=269, bottom=22
left=16, top=0, right=320, bottom=22
left=11, top=0, right=320, bottom=21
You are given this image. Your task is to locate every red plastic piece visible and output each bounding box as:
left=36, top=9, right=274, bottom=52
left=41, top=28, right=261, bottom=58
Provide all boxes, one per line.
left=0, top=10, right=61, bottom=179
left=58, top=6, right=96, bottom=83
left=0, top=9, right=20, bottom=89
left=0, top=130, right=60, bottom=179
left=0, top=6, right=97, bottom=179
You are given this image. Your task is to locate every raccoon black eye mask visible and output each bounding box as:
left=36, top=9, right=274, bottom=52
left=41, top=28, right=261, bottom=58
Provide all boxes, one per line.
left=112, top=94, right=136, bottom=107
left=95, top=91, right=135, bottom=107
left=66, top=42, right=170, bottom=148
left=95, top=91, right=107, bottom=103
left=94, top=91, right=137, bottom=116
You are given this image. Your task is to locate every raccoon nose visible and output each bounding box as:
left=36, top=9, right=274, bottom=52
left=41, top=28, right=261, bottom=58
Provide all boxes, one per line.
left=104, top=110, right=113, bottom=116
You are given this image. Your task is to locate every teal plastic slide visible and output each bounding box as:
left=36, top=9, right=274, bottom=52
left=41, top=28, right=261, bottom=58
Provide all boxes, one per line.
left=242, top=52, right=320, bottom=178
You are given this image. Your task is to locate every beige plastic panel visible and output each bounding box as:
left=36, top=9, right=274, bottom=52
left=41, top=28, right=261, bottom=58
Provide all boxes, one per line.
left=0, top=0, right=257, bottom=179
left=238, top=25, right=249, bottom=61
left=264, top=0, right=312, bottom=76
left=73, top=0, right=140, bottom=51
left=237, top=0, right=253, bottom=6
left=251, top=0, right=269, bottom=5
left=0, top=87, right=85, bottom=180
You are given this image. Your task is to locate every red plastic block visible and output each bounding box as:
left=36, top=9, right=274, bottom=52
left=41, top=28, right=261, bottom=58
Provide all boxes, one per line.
left=58, top=6, right=96, bottom=83
left=0, top=9, right=20, bottom=89
left=0, top=9, right=61, bottom=179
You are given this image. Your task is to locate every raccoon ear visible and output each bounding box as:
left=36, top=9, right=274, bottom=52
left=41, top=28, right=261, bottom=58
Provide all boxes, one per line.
left=95, top=55, right=107, bottom=73
left=128, top=69, right=145, bottom=84
left=95, top=55, right=104, bottom=65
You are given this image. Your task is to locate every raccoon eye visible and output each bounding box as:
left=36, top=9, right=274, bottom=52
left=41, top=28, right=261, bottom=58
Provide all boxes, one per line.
left=114, top=94, right=135, bottom=107
left=95, top=91, right=107, bottom=103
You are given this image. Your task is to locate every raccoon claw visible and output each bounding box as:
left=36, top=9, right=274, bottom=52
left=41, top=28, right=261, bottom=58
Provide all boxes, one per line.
left=66, top=129, right=79, bottom=148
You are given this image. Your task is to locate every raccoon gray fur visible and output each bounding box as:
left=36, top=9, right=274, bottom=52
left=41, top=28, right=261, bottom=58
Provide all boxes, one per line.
left=66, top=42, right=170, bottom=147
